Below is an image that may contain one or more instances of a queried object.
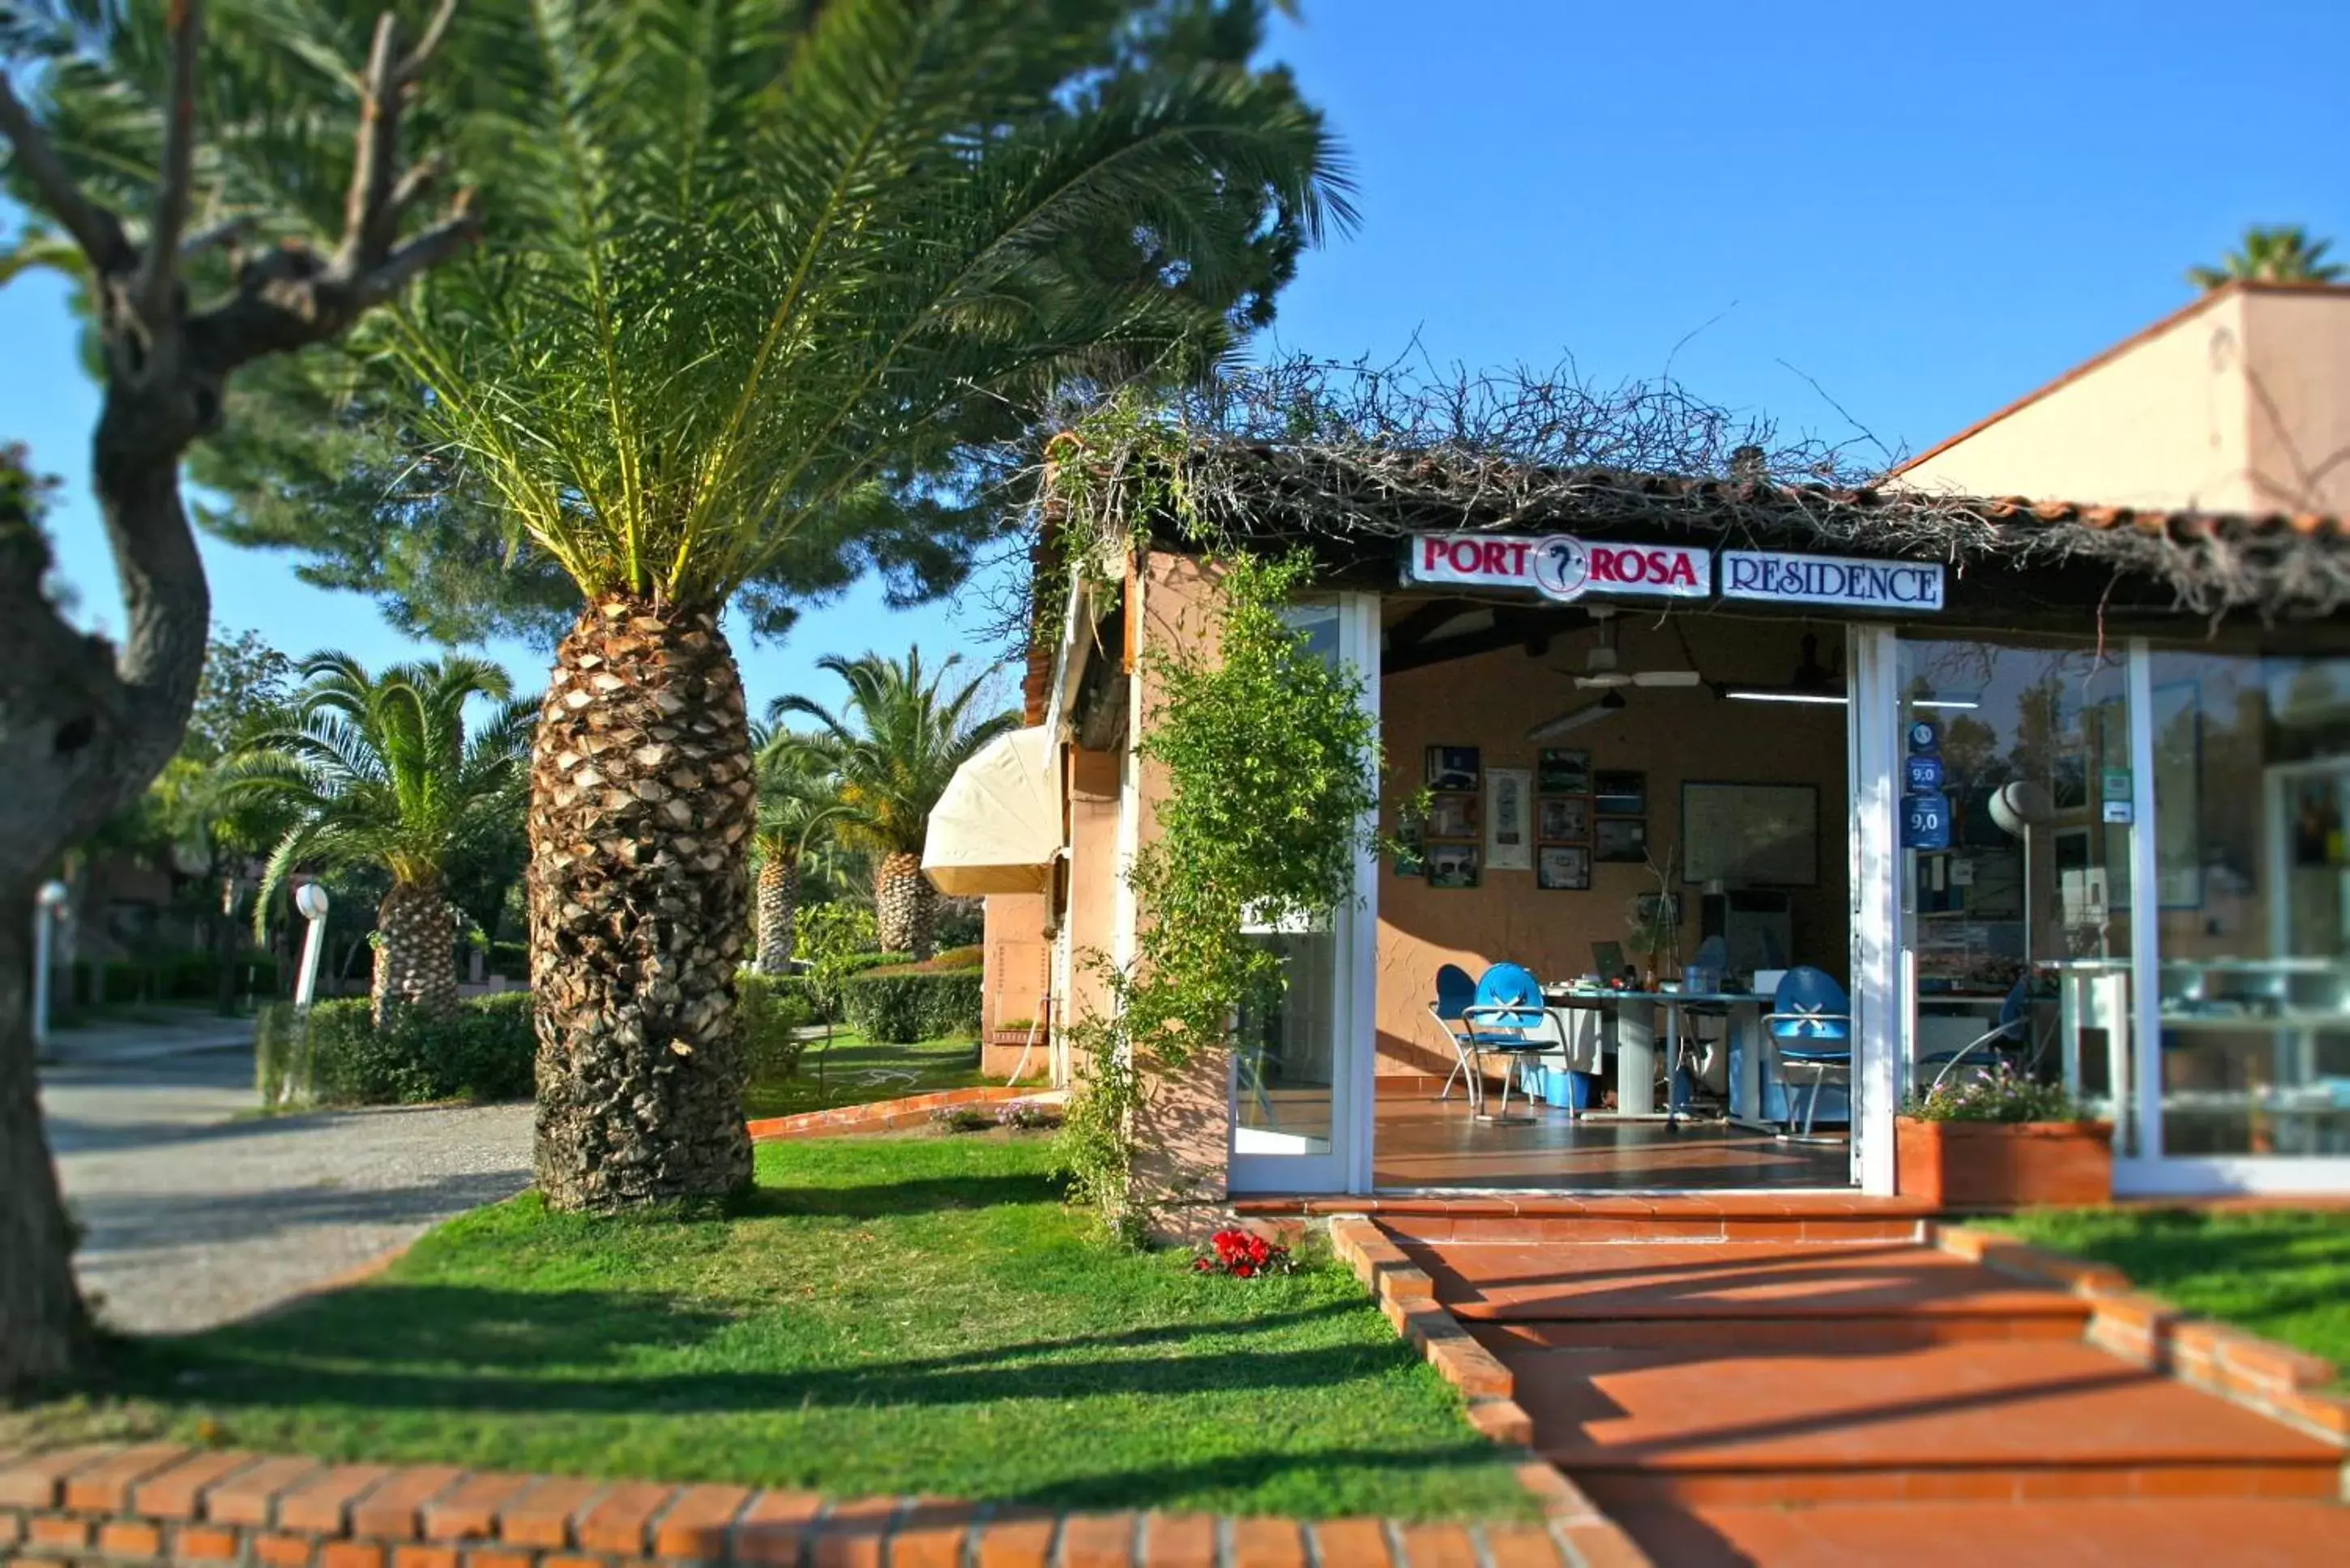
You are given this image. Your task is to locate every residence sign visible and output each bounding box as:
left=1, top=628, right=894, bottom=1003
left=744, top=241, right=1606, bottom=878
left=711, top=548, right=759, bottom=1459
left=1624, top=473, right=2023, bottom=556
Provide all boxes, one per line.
left=1404, top=532, right=1944, bottom=613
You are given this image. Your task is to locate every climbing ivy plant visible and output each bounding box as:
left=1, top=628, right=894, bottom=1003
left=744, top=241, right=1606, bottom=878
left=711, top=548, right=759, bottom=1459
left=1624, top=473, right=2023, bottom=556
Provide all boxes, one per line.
left=1053, top=548, right=1383, bottom=1239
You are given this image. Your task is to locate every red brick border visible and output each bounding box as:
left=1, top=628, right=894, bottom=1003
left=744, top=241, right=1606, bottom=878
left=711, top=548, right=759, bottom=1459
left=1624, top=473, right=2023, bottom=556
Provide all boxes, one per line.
left=0, top=1446, right=1617, bottom=1567
left=745, top=1087, right=1036, bottom=1143
left=1931, top=1221, right=2350, bottom=1445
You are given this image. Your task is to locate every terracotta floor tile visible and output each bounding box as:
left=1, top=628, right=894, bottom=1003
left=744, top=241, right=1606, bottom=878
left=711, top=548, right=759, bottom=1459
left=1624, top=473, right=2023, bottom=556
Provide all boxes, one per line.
left=1622, top=1500, right=2350, bottom=1567
left=1507, top=1340, right=2338, bottom=1473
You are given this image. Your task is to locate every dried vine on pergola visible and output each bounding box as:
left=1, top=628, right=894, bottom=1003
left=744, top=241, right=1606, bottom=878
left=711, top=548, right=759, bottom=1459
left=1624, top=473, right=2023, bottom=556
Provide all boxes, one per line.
left=1024, top=357, right=2350, bottom=624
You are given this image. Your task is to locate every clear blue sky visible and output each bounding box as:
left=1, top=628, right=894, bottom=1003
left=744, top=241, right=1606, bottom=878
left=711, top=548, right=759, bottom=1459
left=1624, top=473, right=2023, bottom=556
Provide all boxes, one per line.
left=6, top=0, right=2347, bottom=716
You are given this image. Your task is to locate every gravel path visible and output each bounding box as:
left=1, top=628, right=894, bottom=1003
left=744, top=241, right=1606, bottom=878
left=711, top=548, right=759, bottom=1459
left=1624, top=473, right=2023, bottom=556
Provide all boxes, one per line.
left=39, top=1039, right=533, bottom=1335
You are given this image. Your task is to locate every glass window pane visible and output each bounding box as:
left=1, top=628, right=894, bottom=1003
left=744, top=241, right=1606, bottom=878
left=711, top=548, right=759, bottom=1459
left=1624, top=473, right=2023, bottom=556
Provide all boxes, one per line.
left=2150, top=649, right=2350, bottom=1156
left=1896, top=637, right=2134, bottom=1147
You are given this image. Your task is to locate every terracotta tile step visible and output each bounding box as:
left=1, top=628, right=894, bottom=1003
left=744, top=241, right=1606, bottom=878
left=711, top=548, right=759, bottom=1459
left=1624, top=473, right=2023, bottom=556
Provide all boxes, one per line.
left=1572, top=1458, right=2344, bottom=1507
left=1476, top=1314, right=2086, bottom=1351
left=1237, top=1193, right=1935, bottom=1220
left=1374, top=1213, right=1926, bottom=1245
left=1399, top=1240, right=2092, bottom=1330
left=1504, top=1340, right=2344, bottom=1476
left=1613, top=1498, right=2350, bottom=1568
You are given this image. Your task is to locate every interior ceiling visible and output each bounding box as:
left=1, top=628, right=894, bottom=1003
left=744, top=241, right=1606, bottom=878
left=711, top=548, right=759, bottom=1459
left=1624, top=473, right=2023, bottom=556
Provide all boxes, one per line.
left=1380, top=594, right=1825, bottom=681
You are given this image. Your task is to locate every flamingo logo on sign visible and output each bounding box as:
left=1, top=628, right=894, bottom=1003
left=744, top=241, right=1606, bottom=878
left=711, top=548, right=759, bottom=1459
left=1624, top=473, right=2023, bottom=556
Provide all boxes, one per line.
left=1531, top=536, right=1590, bottom=600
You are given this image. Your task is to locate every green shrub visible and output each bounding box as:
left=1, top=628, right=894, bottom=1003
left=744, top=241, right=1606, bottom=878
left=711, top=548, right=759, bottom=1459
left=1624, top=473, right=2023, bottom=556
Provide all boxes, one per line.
left=257, top=992, right=538, bottom=1109
left=834, top=951, right=902, bottom=977
left=738, top=972, right=815, bottom=1079
left=840, top=969, right=983, bottom=1044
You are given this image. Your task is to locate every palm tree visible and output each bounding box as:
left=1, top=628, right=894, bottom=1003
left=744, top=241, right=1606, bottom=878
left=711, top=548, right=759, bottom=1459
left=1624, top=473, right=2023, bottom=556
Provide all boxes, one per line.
left=773, top=649, right=1019, bottom=960
left=2190, top=225, right=2345, bottom=289
left=231, top=654, right=536, bottom=1023
left=380, top=0, right=1350, bottom=1208
left=748, top=726, right=844, bottom=975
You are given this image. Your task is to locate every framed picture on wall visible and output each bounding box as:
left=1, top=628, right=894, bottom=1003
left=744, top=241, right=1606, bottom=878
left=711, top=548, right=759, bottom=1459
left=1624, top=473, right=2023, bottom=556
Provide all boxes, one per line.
left=1425, top=745, right=1481, bottom=793
left=1537, top=844, right=1591, bottom=891
left=1538, top=796, right=1590, bottom=841
left=1487, top=767, right=1533, bottom=871
left=1425, top=792, right=1480, bottom=840
left=1594, top=770, right=1646, bottom=817
left=1595, top=817, right=1647, bottom=863
left=1538, top=748, right=1592, bottom=794
left=1427, top=844, right=1480, bottom=889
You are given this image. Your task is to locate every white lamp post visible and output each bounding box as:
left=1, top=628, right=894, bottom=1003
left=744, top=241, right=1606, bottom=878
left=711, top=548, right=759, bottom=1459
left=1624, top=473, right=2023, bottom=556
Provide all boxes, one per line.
left=32, top=880, right=69, bottom=1049
left=293, top=882, right=331, bottom=1008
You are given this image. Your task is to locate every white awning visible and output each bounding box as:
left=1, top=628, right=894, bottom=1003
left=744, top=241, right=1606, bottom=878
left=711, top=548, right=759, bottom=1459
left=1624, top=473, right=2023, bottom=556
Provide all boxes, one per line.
left=921, top=726, right=1062, bottom=896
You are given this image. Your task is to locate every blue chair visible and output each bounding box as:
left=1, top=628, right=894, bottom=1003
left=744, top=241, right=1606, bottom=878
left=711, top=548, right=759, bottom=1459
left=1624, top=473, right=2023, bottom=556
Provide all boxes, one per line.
left=1764, top=966, right=1852, bottom=1138
left=1462, top=963, right=1559, bottom=1121
left=1919, top=976, right=2032, bottom=1092
left=1427, top=963, right=1483, bottom=1108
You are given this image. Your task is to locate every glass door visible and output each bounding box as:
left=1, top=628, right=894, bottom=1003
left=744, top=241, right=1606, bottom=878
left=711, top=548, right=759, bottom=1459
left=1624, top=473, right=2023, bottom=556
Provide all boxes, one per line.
left=1895, top=636, right=2136, bottom=1138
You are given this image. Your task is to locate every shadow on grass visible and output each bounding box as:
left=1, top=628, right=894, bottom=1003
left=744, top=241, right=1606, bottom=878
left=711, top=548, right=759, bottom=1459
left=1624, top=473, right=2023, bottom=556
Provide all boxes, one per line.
left=127, top=1284, right=1419, bottom=1420
left=737, top=1171, right=1065, bottom=1219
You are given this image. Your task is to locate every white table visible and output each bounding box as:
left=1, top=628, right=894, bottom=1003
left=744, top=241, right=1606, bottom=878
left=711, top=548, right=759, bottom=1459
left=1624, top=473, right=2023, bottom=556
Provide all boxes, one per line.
left=1542, top=987, right=1764, bottom=1120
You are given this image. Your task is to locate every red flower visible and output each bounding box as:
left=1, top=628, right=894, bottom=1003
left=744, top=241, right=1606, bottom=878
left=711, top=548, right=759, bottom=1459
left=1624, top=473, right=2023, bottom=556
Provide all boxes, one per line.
left=1233, top=1263, right=1255, bottom=1277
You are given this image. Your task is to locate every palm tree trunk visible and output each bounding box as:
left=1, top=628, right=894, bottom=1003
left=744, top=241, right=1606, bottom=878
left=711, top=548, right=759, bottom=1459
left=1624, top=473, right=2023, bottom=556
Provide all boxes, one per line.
left=754, top=854, right=801, bottom=975
left=0, top=880, right=90, bottom=1393
left=875, top=851, right=937, bottom=958
left=373, top=881, right=460, bottom=1024
left=530, top=598, right=755, bottom=1210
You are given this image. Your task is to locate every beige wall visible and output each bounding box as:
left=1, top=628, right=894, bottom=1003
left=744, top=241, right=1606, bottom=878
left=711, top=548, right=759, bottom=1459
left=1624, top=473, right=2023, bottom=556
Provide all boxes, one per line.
left=1376, top=616, right=1851, bottom=1078
left=1896, top=283, right=2350, bottom=516
left=981, top=894, right=1049, bottom=1032
left=1046, top=550, right=1238, bottom=1223
left=1063, top=745, right=1124, bottom=1036
left=1897, top=289, right=2257, bottom=511
left=2240, top=288, right=2350, bottom=515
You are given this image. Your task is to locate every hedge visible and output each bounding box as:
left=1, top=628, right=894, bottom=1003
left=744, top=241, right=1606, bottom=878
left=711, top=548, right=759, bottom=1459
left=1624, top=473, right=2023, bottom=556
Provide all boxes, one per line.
left=70, top=952, right=283, bottom=1008
left=737, top=972, right=816, bottom=1079
left=257, top=992, right=536, bottom=1109
left=839, top=968, right=983, bottom=1044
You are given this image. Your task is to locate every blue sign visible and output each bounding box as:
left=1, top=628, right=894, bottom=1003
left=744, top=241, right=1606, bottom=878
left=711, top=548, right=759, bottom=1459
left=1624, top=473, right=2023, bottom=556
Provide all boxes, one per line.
left=1904, top=755, right=1944, bottom=794
left=1908, top=720, right=1940, bottom=754
left=1903, top=793, right=1952, bottom=851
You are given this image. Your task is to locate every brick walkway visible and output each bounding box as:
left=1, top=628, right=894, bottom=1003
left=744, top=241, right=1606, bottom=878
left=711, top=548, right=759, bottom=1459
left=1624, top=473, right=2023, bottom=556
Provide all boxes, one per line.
left=1378, top=1197, right=2350, bottom=1566
left=0, top=1445, right=1630, bottom=1567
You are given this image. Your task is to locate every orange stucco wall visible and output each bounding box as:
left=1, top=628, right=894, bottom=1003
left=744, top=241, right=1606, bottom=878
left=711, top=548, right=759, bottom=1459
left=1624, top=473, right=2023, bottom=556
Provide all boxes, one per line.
left=1374, top=616, right=1852, bottom=1079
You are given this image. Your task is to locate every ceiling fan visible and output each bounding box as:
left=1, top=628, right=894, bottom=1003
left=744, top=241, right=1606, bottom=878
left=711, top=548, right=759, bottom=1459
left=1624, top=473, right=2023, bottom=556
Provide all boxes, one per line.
left=1527, top=613, right=1703, bottom=738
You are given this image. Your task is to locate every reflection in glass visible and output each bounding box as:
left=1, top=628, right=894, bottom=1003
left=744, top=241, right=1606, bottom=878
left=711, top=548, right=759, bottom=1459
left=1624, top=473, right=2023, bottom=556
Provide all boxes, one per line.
left=2151, top=649, right=2350, bottom=1156
left=1233, top=602, right=1344, bottom=1156
left=1895, top=638, right=2134, bottom=1148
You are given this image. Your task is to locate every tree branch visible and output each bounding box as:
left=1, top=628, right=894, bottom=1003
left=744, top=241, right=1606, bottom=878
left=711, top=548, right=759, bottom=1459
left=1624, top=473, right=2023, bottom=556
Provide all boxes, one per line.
left=0, top=74, right=130, bottom=273
left=178, top=214, right=256, bottom=263
left=138, top=0, right=208, bottom=327
left=399, top=0, right=462, bottom=84
left=354, top=194, right=480, bottom=307
left=388, top=154, right=448, bottom=221
left=336, top=14, right=404, bottom=272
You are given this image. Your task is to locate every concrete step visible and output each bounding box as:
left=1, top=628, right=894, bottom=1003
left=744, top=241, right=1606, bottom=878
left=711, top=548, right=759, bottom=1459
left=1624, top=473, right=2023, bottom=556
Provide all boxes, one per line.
left=1504, top=1339, right=2344, bottom=1506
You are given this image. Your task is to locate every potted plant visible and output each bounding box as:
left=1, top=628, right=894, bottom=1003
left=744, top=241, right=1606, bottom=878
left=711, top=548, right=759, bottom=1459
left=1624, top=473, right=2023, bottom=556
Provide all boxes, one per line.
left=1896, top=1065, right=2112, bottom=1209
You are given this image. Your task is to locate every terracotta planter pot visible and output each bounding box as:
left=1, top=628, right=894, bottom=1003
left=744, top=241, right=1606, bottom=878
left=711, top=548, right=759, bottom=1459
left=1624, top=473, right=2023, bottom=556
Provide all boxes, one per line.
left=1895, top=1116, right=2113, bottom=1210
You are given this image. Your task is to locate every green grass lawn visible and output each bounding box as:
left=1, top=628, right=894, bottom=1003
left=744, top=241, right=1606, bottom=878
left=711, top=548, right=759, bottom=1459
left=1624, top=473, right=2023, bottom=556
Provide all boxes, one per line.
left=12, top=1137, right=1532, bottom=1521
left=744, top=1029, right=993, bottom=1121
left=1992, top=1207, right=2350, bottom=1386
